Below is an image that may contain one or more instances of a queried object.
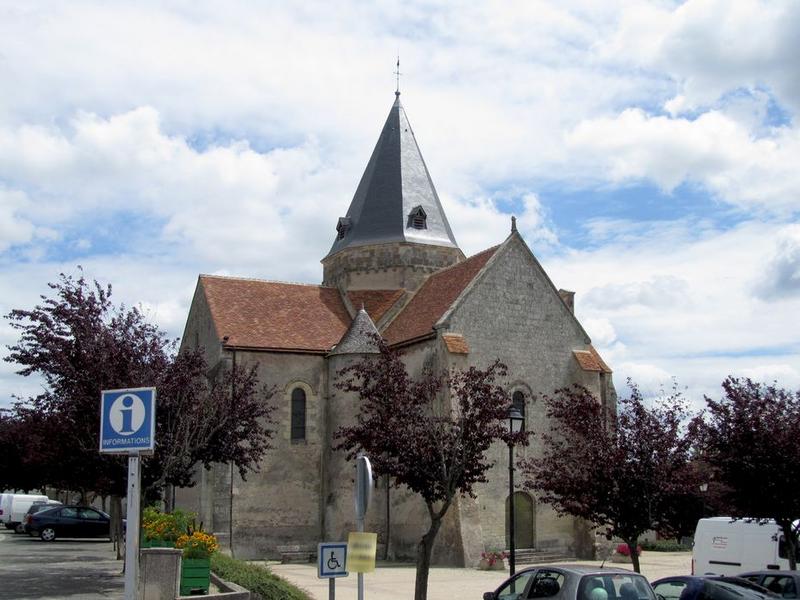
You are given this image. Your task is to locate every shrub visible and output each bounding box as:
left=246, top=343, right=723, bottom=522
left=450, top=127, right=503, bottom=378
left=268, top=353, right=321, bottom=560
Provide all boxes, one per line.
left=481, top=550, right=509, bottom=566
left=640, top=539, right=692, bottom=552
left=615, top=543, right=642, bottom=556
left=210, top=553, right=312, bottom=600
left=142, top=507, right=194, bottom=542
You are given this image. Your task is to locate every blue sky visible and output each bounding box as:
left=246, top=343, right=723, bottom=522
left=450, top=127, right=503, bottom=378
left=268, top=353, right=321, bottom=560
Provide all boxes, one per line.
left=1, top=0, right=798, bottom=409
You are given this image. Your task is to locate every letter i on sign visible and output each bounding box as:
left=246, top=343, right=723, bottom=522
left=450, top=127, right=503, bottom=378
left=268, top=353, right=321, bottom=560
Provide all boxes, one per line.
left=120, top=396, right=134, bottom=434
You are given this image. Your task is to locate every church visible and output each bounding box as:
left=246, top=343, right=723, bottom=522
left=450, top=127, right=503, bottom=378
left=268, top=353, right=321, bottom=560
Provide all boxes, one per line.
left=177, top=90, right=616, bottom=565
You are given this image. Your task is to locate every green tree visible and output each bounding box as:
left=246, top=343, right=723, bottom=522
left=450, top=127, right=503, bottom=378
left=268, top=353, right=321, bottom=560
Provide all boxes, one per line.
left=520, top=382, right=696, bottom=573
left=335, top=339, right=525, bottom=600
left=691, top=377, right=800, bottom=569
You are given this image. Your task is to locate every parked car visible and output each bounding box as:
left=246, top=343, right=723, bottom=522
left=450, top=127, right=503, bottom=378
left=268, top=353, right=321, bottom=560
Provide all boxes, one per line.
left=652, top=575, right=774, bottom=600
left=26, top=505, right=111, bottom=541
left=22, top=501, right=63, bottom=535
left=483, top=565, right=656, bottom=600
left=738, top=572, right=800, bottom=599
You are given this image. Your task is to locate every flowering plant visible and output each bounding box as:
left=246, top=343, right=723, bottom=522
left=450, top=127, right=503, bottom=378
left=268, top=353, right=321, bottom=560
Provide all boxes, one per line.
left=142, top=507, right=194, bottom=542
left=176, top=530, right=219, bottom=559
left=615, top=543, right=642, bottom=557
left=481, top=549, right=509, bottom=566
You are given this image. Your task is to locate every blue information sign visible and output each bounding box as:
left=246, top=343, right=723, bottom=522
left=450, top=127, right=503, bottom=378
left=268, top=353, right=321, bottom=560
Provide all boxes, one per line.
left=99, top=387, right=156, bottom=454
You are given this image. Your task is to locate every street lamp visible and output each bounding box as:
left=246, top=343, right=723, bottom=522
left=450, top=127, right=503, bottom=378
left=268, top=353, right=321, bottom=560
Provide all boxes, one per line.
left=699, top=483, right=708, bottom=517
left=507, top=406, right=524, bottom=576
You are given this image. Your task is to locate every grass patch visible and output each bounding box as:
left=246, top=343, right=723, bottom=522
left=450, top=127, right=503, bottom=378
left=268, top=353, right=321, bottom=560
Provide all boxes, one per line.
left=211, top=553, right=312, bottom=600
left=640, top=539, right=692, bottom=552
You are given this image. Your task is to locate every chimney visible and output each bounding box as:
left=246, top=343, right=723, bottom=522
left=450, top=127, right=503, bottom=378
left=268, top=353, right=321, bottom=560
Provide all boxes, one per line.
left=558, top=289, right=575, bottom=313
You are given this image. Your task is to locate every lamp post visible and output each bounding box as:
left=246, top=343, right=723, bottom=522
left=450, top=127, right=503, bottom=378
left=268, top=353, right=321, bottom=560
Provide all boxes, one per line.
left=699, top=483, right=708, bottom=517
left=507, top=407, right=524, bottom=576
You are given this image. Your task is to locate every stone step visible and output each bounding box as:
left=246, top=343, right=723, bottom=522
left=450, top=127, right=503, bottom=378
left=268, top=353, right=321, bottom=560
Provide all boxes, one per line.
left=511, top=548, right=575, bottom=565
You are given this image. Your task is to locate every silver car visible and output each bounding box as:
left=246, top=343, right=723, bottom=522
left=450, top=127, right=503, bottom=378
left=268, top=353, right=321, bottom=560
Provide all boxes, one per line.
left=483, top=564, right=657, bottom=600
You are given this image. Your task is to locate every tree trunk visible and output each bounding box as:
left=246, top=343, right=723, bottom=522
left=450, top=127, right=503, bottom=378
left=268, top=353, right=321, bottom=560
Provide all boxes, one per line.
left=778, top=519, right=797, bottom=571
left=414, top=515, right=443, bottom=600
left=626, top=538, right=641, bottom=573
left=110, top=495, right=124, bottom=561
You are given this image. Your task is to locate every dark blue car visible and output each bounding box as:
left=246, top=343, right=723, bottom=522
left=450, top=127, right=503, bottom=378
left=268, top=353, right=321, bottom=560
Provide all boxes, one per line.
left=653, top=576, right=775, bottom=600
left=26, top=505, right=112, bottom=541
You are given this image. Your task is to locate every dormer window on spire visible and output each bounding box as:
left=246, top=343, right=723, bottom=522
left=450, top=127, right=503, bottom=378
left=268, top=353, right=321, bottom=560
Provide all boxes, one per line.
left=336, top=217, right=352, bottom=240
left=407, top=205, right=427, bottom=230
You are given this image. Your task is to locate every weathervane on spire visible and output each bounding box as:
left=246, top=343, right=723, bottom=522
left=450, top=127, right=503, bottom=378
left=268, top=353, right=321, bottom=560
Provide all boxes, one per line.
left=394, top=56, right=401, bottom=96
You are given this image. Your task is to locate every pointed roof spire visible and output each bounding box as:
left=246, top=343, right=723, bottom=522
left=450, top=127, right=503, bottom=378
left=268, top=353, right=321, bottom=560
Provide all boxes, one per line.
left=325, top=94, right=459, bottom=258
left=329, top=306, right=381, bottom=355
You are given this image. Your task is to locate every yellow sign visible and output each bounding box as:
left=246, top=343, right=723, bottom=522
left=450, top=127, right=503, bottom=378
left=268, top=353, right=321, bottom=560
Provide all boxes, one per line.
left=347, top=532, right=377, bottom=573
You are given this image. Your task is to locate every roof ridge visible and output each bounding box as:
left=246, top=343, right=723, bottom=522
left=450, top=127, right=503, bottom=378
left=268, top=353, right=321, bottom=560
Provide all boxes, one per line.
left=200, top=274, right=337, bottom=289
left=424, top=245, right=500, bottom=279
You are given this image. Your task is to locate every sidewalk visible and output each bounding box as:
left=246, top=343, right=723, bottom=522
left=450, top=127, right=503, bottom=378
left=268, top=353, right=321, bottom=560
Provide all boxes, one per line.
left=267, top=552, right=692, bottom=600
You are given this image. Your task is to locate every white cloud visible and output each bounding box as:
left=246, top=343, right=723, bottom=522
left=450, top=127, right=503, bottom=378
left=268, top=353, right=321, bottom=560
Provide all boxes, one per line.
left=756, top=224, right=800, bottom=300
left=566, top=108, right=800, bottom=213
left=598, top=0, right=800, bottom=115
left=0, top=188, right=36, bottom=251
left=1, top=0, right=799, bottom=411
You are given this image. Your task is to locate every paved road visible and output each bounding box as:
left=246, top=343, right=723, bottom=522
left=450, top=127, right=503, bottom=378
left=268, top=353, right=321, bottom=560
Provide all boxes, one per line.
left=0, top=528, right=124, bottom=599
left=267, top=552, right=693, bottom=600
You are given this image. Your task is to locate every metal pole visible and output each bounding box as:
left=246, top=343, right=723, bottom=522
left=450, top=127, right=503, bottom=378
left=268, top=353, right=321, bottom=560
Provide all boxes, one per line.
left=509, top=442, right=516, bottom=577
left=357, top=512, right=365, bottom=600
left=229, top=348, right=236, bottom=558
left=329, top=577, right=335, bottom=600
left=124, top=454, right=141, bottom=600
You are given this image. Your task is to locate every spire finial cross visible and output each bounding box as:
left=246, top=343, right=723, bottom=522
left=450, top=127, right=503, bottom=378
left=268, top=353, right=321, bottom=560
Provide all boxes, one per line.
left=394, top=56, right=401, bottom=96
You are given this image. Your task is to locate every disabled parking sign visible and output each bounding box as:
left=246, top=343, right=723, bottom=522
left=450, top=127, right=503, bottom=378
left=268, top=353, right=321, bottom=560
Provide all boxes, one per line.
left=318, top=542, right=348, bottom=578
left=99, top=387, right=156, bottom=454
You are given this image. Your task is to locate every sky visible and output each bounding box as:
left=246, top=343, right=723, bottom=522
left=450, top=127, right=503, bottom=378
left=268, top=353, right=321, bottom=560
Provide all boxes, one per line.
left=1, top=0, right=798, bottom=411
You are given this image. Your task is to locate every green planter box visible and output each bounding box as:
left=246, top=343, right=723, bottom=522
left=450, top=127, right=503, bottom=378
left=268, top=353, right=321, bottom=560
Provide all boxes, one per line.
left=180, top=557, right=211, bottom=596
left=141, top=538, right=177, bottom=549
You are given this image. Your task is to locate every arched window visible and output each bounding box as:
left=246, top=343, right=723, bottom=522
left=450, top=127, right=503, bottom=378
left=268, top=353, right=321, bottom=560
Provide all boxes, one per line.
left=291, top=387, right=306, bottom=441
left=512, top=390, right=526, bottom=430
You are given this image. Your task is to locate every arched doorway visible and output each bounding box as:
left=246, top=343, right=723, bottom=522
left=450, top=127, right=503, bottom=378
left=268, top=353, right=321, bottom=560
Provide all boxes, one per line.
left=506, top=491, right=535, bottom=549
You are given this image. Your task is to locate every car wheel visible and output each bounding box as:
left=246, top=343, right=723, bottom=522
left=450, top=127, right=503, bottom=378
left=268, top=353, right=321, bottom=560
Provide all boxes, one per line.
left=14, top=523, right=25, bottom=533
left=40, top=527, right=56, bottom=542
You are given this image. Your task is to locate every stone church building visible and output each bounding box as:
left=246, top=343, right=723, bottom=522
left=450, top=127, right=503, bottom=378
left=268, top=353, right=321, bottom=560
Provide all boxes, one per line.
left=177, top=92, right=615, bottom=565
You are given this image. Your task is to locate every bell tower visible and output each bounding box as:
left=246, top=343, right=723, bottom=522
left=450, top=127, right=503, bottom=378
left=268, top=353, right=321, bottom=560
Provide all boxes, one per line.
left=321, top=93, right=464, bottom=292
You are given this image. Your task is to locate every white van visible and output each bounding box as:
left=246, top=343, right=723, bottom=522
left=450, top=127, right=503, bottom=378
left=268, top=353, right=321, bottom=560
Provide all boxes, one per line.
left=0, top=494, right=13, bottom=528
left=693, top=517, right=791, bottom=575
left=1, top=494, right=49, bottom=532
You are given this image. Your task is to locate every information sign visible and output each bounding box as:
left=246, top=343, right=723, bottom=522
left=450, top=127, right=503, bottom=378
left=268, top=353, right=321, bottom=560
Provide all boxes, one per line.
left=99, top=387, right=156, bottom=454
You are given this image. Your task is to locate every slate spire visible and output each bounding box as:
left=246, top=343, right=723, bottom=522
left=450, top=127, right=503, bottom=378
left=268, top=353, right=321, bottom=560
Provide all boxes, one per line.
left=325, top=95, right=459, bottom=258
left=329, top=306, right=380, bottom=356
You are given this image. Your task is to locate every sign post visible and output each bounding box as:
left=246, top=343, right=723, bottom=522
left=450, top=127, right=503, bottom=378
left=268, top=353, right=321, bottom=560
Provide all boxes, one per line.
left=99, top=387, right=156, bottom=600
left=353, top=455, right=373, bottom=600
left=317, top=541, right=348, bottom=600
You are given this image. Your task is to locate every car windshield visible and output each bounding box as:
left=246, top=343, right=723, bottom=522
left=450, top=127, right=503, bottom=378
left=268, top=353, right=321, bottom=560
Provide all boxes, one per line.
left=579, top=574, right=657, bottom=600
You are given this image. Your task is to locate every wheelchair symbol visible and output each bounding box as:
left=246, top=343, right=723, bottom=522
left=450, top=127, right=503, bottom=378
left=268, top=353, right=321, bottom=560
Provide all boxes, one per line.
left=327, top=551, right=341, bottom=570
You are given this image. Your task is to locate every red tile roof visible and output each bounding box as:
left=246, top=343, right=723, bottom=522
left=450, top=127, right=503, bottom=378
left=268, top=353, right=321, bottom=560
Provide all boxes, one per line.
left=200, top=275, right=352, bottom=352
left=442, top=333, right=470, bottom=354
left=347, top=289, right=405, bottom=323
left=383, top=246, right=499, bottom=345
left=573, top=345, right=612, bottom=373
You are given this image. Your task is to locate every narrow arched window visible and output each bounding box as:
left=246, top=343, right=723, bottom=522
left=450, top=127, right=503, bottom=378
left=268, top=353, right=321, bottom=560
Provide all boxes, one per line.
left=512, top=390, right=526, bottom=430
left=291, top=388, right=306, bottom=441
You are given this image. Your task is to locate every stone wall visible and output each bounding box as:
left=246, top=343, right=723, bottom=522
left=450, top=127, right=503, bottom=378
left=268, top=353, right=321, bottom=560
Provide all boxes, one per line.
left=322, top=242, right=464, bottom=292
left=438, top=233, right=607, bottom=560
